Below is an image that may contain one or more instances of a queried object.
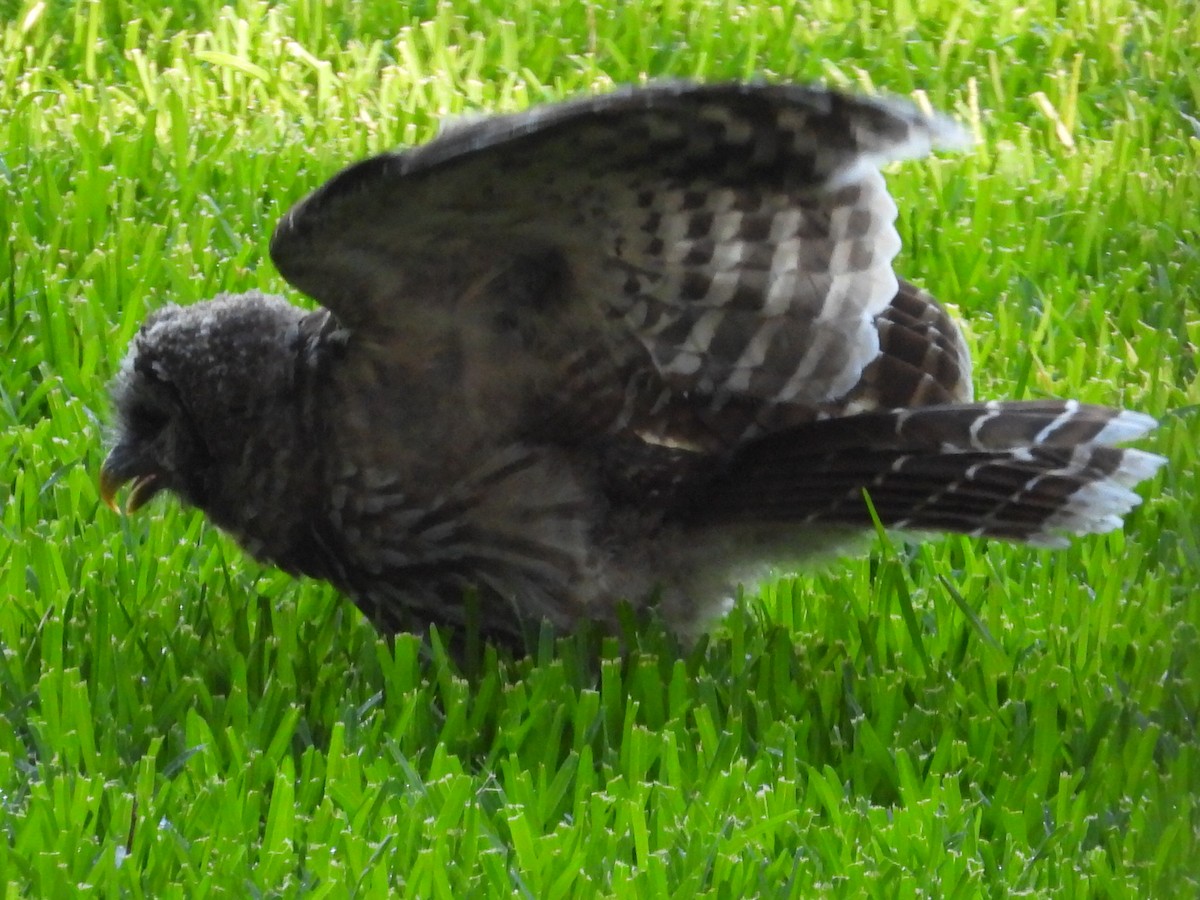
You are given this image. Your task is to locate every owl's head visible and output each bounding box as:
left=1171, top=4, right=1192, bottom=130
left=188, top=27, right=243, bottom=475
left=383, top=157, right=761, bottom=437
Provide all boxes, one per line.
left=100, top=292, right=308, bottom=519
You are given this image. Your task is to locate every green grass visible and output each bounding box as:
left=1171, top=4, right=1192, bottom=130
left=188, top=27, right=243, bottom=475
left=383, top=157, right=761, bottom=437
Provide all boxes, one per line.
left=2, top=0, right=1198, bottom=895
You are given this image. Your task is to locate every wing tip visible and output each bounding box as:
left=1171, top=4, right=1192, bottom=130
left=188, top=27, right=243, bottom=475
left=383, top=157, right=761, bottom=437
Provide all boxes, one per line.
left=1031, top=444, right=1166, bottom=542
left=1092, top=409, right=1160, bottom=446
left=855, top=92, right=972, bottom=163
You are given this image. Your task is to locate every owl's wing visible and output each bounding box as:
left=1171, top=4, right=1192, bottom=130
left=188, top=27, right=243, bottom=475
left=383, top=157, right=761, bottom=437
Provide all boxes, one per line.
left=270, top=83, right=967, bottom=446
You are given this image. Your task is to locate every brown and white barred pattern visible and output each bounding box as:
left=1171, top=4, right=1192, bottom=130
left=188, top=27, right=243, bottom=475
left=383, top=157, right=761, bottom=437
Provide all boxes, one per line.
left=694, top=400, right=1163, bottom=547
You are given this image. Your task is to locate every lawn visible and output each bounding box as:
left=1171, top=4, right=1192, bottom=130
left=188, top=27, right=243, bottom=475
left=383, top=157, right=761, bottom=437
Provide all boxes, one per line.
left=2, top=0, right=1197, bottom=895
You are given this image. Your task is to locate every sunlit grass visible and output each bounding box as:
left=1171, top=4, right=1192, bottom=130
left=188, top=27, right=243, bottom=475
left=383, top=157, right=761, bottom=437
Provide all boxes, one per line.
left=2, top=0, right=1197, bottom=895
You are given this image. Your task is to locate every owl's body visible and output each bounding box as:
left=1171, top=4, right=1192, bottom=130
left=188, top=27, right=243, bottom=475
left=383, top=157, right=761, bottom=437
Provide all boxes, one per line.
left=103, top=84, right=1164, bottom=643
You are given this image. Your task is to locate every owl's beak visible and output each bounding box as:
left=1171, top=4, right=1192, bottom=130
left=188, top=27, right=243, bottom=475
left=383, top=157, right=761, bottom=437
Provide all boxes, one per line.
left=99, top=446, right=164, bottom=514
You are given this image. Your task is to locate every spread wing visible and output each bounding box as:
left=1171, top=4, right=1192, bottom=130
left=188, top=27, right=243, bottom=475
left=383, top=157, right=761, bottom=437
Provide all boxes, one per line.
left=269, top=82, right=968, bottom=451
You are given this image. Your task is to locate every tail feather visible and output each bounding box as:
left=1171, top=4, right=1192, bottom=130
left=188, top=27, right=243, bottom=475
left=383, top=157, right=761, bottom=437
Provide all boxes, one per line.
left=690, top=400, right=1164, bottom=547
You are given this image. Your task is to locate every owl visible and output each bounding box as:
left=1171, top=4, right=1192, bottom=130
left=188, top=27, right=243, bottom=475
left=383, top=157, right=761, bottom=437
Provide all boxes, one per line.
left=101, top=83, right=1164, bottom=645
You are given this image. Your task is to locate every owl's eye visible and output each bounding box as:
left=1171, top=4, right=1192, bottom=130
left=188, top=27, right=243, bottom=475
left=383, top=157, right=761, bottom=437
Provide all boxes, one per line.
left=134, top=353, right=170, bottom=385
left=129, top=403, right=170, bottom=436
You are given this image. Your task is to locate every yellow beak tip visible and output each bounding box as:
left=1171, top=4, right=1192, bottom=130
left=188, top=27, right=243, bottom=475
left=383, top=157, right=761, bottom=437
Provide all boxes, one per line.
left=99, top=473, right=122, bottom=513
